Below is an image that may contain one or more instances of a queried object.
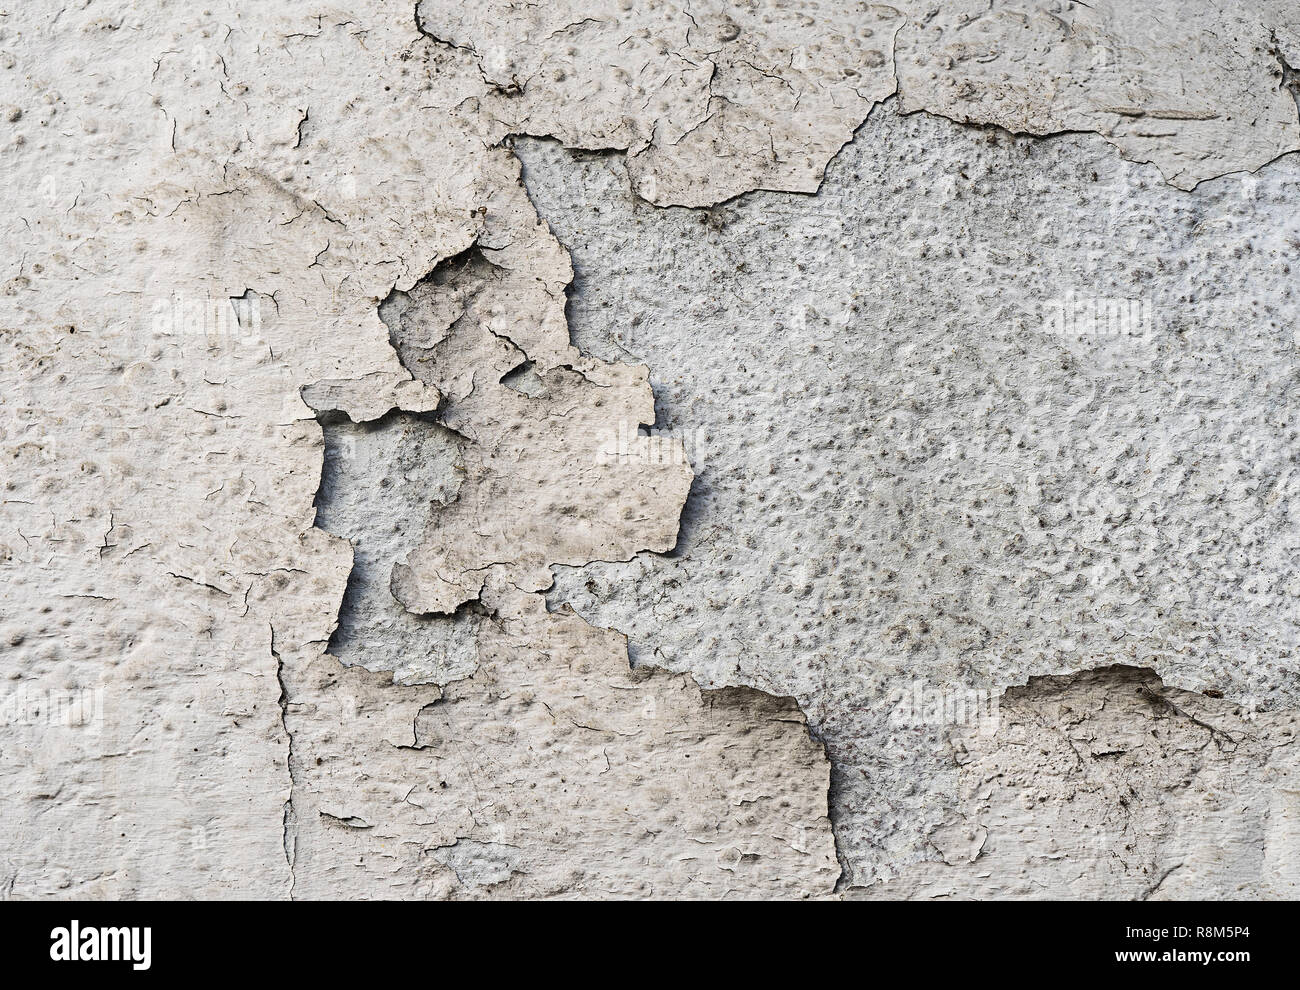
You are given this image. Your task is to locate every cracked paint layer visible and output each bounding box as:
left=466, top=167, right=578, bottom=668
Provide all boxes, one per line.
left=376, top=166, right=694, bottom=614
left=285, top=573, right=838, bottom=897
left=419, top=0, right=1300, bottom=206
left=1, top=2, right=477, bottom=898
left=417, top=0, right=907, bottom=207
left=854, top=666, right=1300, bottom=900
left=893, top=0, right=1300, bottom=191
left=1, top=1, right=837, bottom=898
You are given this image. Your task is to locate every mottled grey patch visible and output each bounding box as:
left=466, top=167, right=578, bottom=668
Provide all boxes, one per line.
left=315, top=411, right=482, bottom=686
left=520, top=104, right=1300, bottom=887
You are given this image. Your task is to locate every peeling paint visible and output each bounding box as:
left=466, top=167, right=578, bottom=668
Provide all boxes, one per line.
left=3, top=0, right=1298, bottom=900
left=419, top=0, right=1300, bottom=206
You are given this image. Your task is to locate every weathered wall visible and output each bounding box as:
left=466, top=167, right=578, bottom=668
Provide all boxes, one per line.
left=1, top=1, right=1297, bottom=898
left=523, top=107, right=1300, bottom=890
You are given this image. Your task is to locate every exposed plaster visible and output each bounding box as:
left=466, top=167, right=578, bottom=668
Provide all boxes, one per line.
left=523, top=104, right=1300, bottom=889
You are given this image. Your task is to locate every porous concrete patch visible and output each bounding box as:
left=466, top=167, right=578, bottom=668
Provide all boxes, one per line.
left=526, top=104, right=1300, bottom=890
left=315, top=411, right=482, bottom=688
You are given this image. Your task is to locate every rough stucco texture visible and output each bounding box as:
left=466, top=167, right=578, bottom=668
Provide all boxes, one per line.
left=524, top=108, right=1300, bottom=890
left=1, top=0, right=1298, bottom=899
